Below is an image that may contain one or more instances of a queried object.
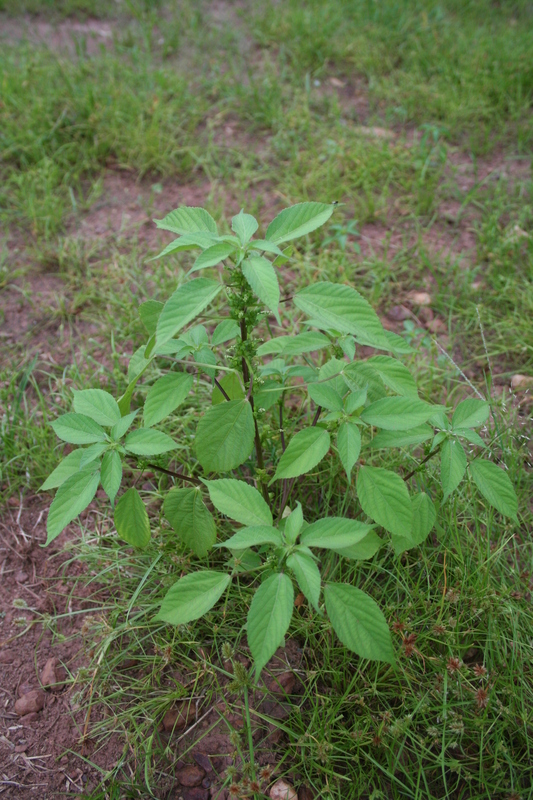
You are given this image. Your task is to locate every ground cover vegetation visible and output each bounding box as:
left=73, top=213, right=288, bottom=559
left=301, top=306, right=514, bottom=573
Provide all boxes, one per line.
left=1, top=1, right=532, bottom=799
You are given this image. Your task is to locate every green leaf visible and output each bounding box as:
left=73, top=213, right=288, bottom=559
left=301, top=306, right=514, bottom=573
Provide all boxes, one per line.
left=164, top=487, right=216, bottom=557
left=454, top=428, right=485, bottom=447
left=337, top=422, right=361, bottom=480
left=211, top=320, right=240, bottom=346
left=308, top=382, right=343, bottom=412
left=156, top=279, right=222, bottom=347
left=250, top=240, right=286, bottom=257
left=318, top=357, right=349, bottom=395
left=196, top=399, right=255, bottom=472
left=144, top=372, right=194, bottom=428
left=40, top=449, right=86, bottom=491
left=110, top=410, right=138, bottom=440
left=52, top=413, right=106, bottom=445
left=188, top=242, right=237, bottom=275
left=254, top=379, right=284, bottom=411
left=100, top=450, right=122, bottom=505
left=324, top=584, right=395, bottom=664
left=344, top=389, right=367, bottom=415
left=114, top=487, right=150, bottom=549
left=441, top=439, right=467, bottom=500
left=272, top=427, right=330, bottom=482
left=266, top=202, right=334, bottom=244
left=149, top=232, right=218, bottom=261
left=219, top=526, right=282, bottom=550
left=257, top=332, right=330, bottom=357
left=369, top=425, right=433, bottom=449
left=284, top=502, right=304, bottom=544
left=342, top=362, right=386, bottom=402
left=366, top=356, right=418, bottom=399
left=287, top=551, right=321, bottom=611
left=356, top=466, right=412, bottom=539
left=79, top=442, right=108, bottom=468
left=242, top=257, right=280, bottom=323
left=384, top=331, right=415, bottom=354
left=154, top=206, right=218, bottom=236
left=295, top=282, right=389, bottom=350
left=156, top=570, right=230, bottom=625
left=124, top=429, right=178, bottom=456
left=232, top=210, right=258, bottom=244
left=247, top=573, right=294, bottom=677
left=361, top=397, right=435, bottom=431
left=469, top=459, right=518, bottom=520
left=139, top=300, right=163, bottom=335
left=333, top=531, right=383, bottom=561
left=301, top=518, right=374, bottom=549
left=205, top=479, right=273, bottom=527
left=72, top=389, right=121, bottom=427
left=452, top=399, right=490, bottom=430
left=392, top=492, right=436, bottom=555
left=212, top=372, right=245, bottom=405
left=46, top=469, right=100, bottom=545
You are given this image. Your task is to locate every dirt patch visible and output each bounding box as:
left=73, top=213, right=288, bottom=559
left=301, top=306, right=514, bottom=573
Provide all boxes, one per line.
left=0, top=14, right=118, bottom=55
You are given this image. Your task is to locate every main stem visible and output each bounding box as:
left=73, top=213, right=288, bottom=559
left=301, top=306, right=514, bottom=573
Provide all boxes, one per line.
left=240, top=317, right=270, bottom=506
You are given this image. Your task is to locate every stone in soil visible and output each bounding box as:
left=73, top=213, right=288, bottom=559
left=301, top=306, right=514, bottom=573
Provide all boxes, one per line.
left=162, top=702, right=196, bottom=732
left=176, top=765, right=205, bottom=787
left=270, top=779, right=298, bottom=800
left=41, top=656, right=65, bottom=690
left=15, top=690, right=46, bottom=716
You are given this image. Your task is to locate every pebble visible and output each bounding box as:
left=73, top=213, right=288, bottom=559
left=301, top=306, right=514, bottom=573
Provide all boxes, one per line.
left=162, top=702, right=195, bottom=733
left=511, top=374, right=533, bottom=390
left=176, top=765, right=205, bottom=787
left=21, top=712, right=39, bottom=725
left=407, top=291, right=432, bottom=306
left=387, top=305, right=410, bottom=322
left=15, top=690, right=45, bottom=716
left=41, top=657, right=61, bottom=689
left=270, top=779, right=298, bottom=800
left=265, top=670, right=297, bottom=696
left=15, top=571, right=29, bottom=583
left=0, top=649, right=15, bottom=664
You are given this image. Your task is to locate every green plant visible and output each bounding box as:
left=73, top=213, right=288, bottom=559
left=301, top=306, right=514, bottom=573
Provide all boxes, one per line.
left=41, top=201, right=519, bottom=677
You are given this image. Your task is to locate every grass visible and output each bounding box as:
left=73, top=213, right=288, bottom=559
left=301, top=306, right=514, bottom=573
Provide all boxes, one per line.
left=0, top=0, right=532, bottom=798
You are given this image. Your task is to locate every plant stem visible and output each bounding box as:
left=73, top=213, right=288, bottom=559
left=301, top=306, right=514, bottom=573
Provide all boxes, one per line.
left=143, top=462, right=202, bottom=486
left=243, top=683, right=256, bottom=788
left=214, top=377, right=231, bottom=401
left=240, top=317, right=270, bottom=505
left=403, top=445, right=441, bottom=482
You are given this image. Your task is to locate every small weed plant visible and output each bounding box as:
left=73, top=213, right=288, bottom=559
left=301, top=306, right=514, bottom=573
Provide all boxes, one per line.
left=42, top=202, right=518, bottom=676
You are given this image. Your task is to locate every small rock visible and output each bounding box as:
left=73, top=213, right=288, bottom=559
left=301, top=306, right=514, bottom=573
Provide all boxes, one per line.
left=265, top=671, right=297, bottom=695
left=270, top=779, right=298, bottom=800
left=177, top=765, right=205, bottom=787
left=41, top=657, right=59, bottom=689
left=20, top=712, right=39, bottom=725
left=193, top=752, right=213, bottom=773
left=15, top=571, right=29, bottom=583
left=387, top=305, right=411, bottom=322
left=18, top=683, right=34, bottom=698
left=407, top=291, right=432, bottom=306
left=426, top=318, right=447, bottom=334
left=162, top=702, right=195, bottom=733
left=0, top=649, right=15, bottom=664
left=511, top=374, right=533, bottom=390
left=180, top=789, right=209, bottom=800
left=329, top=77, right=345, bottom=87
left=7, top=496, right=19, bottom=507
left=298, top=787, right=315, bottom=800
left=418, top=306, right=434, bottom=324
left=15, top=744, right=29, bottom=753
left=15, top=690, right=45, bottom=716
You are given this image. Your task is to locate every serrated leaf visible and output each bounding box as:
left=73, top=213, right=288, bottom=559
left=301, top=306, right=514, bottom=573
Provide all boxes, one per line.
left=156, top=571, right=230, bottom=625
left=272, top=427, right=330, bottom=482
left=247, top=573, right=294, bottom=677
left=72, top=389, right=121, bottom=427
left=149, top=232, right=218, bottom=261
left=79, top=442, right=108, bottom=468
left=156, top=279, right=222, bottom=347
left=212, top=372, right=245, bottom=405
left=452, top=399, right=490, bottom=430
left=206, top=479, right=272, bottom=527
left=52, top=413, right=106, bottom=445
left=124, top=428, right=178, bottom=456
left=100, top=450, right=122, bottom=505
left=254, top=379, right=284, bottom=411
left=344, top=389, right=367, bottom=415
left=287, top=551, right=321, bottom=611
left=46, top=469, right=100, bottom=545
left=333, top=530, right=383, bottom=560
left=219, top=526, right=282, bottom=550
left=369, top=425, right=433, bottom=449
left=356, top=466, right=412, bottom=539
left=384, top=331, right=415, bottom=354
left=242, top=256, right=280, bottom=323
left=110, top=410, right=138, bottom=440
left=144, top=372, right=194, bottom=427
left=441, top=439, right=467, bottom=500
left=250, top=240, right=285, bottom=257
left=366, top=356, right=418, bottom=399
left=454, top=427, right=485, bottom=447
left=154, top=206, right=218, bottom=236
left=194, top=345, right=217, bottom=378
left=342, top=362, right=386, bottom=402
left=196, top=399, right=255, bottom=472
left=300, top=517, right=374, bottom=549
left=40, top=449, right=86, bottom=491
left=266, top=202, right=334, bottom=244
left=164, top=487, right=216, bottom=557
left=188, top=242, right=237, bottom=275
left=308, top=382, right=343, bottom=412
left=469, top=459, right=518, bottom=520
left=392, top=492, right=436, bottom=555
left=284, top=502, right=304, bottom=544
left=318, top=357, right=349, bottom=395
left=295, top=282, right=389, bottom=350
left=211, top=320, right=240, bottom=346
left=324, top=584, right=395, bottom=664
left=257, top=332, right=330, bottom=357
left=232, top=210, right=259, bottom=244
left=114, top=487, right=150, bottom=548
left=337, top=422, right=361, bottom=480
left=361, top=397, right=435, bottom=431
left=139, top=300, right=163, bottom=334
